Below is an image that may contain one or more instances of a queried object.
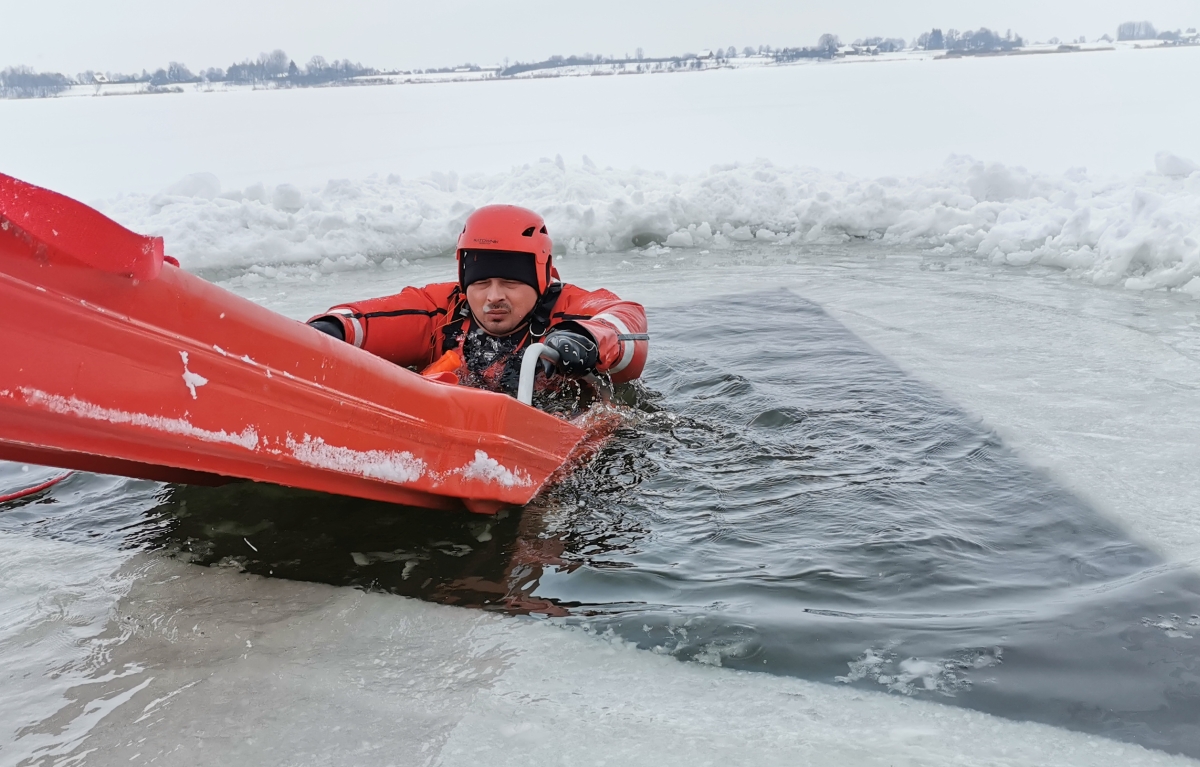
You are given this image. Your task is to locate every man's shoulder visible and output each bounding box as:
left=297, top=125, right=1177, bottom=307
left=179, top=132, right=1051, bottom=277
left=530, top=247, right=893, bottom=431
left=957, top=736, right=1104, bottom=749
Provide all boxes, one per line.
left=555, top=282, right=623, bottom=308
left=407, top=281, right=460, bottom=304
left=416, top=280, right=459, bottom=291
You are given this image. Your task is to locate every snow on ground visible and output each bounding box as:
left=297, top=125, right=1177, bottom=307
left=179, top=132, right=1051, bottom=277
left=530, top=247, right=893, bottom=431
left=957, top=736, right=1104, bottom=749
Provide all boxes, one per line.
left=4, top=45, right=1196, bottom=296
left=2, top=44, right=1198, bottom=203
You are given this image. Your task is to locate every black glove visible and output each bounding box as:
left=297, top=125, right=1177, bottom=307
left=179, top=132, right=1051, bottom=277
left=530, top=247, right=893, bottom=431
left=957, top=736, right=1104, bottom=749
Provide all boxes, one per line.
left=308, top=317, right=346, bottom=341
left=542, top=329, right=599, bottom=376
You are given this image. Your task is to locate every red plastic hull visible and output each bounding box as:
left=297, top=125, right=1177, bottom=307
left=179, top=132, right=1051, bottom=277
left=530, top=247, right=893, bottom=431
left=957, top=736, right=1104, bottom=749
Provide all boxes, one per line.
left=0, top=173, right=587, bottom=513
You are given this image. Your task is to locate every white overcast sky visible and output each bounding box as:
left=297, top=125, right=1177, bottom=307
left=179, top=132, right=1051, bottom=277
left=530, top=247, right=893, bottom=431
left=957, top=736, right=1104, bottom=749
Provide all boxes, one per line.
left=5, top=0, right=1199, bottom=74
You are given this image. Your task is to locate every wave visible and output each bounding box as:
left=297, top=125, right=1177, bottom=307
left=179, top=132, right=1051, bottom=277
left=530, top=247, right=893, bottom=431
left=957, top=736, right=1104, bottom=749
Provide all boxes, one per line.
left=99, top=152, right=1200, bottom=296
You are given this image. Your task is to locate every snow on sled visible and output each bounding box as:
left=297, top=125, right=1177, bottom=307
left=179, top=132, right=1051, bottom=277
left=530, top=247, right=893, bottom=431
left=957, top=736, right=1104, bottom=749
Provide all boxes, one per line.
left=0, top=173, right=600, bottom=514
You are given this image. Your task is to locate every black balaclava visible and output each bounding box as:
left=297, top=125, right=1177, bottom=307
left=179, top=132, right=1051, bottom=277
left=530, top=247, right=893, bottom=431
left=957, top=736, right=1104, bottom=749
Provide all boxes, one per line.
left=459, top=250, right=540, bottom=293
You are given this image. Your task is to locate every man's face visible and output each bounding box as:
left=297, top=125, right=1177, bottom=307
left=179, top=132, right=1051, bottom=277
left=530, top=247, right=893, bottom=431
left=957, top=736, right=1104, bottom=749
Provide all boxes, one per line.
left=466, top=278, right=539, bottom=335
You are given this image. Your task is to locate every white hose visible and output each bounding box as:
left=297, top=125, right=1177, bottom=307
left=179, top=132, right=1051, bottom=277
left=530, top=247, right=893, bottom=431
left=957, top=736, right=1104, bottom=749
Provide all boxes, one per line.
left=517, top=343, right=560, bottom=405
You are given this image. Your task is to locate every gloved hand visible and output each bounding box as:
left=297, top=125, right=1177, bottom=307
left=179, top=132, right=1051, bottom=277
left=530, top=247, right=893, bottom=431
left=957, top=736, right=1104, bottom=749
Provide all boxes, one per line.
left=541, top=329, right=599, bottom=376
left=544, top=331, right=600, bottom=379
left=308, top=317, right=346, bottom=341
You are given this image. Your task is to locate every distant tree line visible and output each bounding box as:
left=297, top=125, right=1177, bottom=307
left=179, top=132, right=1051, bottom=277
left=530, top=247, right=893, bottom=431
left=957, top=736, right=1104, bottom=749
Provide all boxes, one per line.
left=1, top=49, right=377, bottom=99
left=694, top=26, right=1023, bottom=65
left=504, top=34, right=875, bottom=72
left=1119, top=21, right=1160, bottom=40
left=214, top=50, right=375, bottom=84
left=0, top=66, right=73, bottom=98
left=499, top=50, right=735, bottom=77
left=772, top=34, right=840, bottom=62
left=916, top=28, right=1024, bottom=52
left=6, top=24, right=1199, bottom=99
left=1117, top=21, right=1198, bottom=41
left=851, top=36, right=908, bottom=52
left=501, top=54, right=612, bottom=77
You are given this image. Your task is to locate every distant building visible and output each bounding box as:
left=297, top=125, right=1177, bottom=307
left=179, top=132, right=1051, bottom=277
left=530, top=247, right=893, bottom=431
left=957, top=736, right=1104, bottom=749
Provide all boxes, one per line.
left=93, top=73, right=109, bottom=84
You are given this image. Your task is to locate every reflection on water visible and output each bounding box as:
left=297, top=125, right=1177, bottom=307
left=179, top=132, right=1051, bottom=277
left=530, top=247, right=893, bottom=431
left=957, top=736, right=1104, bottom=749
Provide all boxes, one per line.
left=8, top=291, right=1200, bottom=757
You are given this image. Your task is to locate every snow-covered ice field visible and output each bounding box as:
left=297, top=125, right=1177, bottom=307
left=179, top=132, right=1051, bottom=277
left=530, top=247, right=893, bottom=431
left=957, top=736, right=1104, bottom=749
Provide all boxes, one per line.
left=3, top=45, right=1200, bottom=765
left=3, top=45, right=1198, bottom=199
left=5, top=47, right=1199, bottom=295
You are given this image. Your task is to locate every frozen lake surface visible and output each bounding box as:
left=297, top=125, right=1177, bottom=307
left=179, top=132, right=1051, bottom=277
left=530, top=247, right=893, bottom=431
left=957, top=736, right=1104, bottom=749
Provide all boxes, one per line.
left=3, top=49, right=1200, bottom=765
left=1, top=46, right=1199, bottom=201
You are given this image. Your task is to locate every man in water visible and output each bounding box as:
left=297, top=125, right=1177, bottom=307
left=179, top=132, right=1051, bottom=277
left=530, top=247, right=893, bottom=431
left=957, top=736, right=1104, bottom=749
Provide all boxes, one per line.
left=306, top=205, right=648, bottom=395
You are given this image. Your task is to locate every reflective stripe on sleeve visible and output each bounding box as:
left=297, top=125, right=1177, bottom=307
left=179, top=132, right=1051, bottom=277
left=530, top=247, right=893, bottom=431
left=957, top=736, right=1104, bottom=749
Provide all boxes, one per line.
left=330, top=308, right=365, bottom=348
left=593, top=312, right=637, bottom=375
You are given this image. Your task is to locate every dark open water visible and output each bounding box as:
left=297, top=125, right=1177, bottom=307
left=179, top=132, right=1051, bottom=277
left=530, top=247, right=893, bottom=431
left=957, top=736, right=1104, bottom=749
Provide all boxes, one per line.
left=4, top=291, right=1200, bottom=757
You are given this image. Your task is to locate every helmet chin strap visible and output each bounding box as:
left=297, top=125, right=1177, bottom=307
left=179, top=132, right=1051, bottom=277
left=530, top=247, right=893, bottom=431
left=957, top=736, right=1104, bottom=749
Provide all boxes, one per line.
left=527, top=283, right=563, bottom=338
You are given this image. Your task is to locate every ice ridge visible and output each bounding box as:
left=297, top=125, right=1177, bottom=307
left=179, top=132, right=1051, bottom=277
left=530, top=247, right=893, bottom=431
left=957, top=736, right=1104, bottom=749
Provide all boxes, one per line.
left=101, top=154, right=1200, bottom=296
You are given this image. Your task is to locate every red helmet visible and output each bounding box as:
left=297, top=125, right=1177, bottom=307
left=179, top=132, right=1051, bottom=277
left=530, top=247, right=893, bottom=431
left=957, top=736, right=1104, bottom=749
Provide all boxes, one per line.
left=456, top=205, right=553, bottom=294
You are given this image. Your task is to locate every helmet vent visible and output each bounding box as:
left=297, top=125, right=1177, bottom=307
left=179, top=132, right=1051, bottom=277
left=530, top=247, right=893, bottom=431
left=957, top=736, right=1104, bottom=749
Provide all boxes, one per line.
left=521, top=226, right=537, bottom=237
left=540, top=226, right=548, bottom=234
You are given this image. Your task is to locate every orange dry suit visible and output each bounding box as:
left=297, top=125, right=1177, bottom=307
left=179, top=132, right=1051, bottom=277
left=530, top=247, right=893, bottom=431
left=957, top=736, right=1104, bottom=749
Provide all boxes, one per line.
left=308, top=280, right=649, bottom=395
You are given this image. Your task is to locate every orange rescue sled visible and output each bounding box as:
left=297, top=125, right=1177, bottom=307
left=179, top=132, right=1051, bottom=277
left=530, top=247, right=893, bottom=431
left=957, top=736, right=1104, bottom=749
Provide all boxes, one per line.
left=0, top=173, right=590, bottom=514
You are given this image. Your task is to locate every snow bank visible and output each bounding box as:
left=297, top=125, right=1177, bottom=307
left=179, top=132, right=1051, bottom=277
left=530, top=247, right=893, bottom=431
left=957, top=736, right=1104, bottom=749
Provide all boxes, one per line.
left=102, top=154, right=1200, bottom=295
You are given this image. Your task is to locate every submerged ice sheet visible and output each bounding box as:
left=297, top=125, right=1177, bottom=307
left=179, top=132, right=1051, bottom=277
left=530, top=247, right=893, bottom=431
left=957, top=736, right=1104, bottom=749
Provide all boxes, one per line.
left=0, top=471, right=165, bottom=766
left=6, top=556, right=1194, bottom=767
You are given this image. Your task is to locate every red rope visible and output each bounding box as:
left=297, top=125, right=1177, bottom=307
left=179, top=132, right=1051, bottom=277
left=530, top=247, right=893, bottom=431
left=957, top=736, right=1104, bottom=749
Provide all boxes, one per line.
left=0, top=471, right=74, bottom=503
